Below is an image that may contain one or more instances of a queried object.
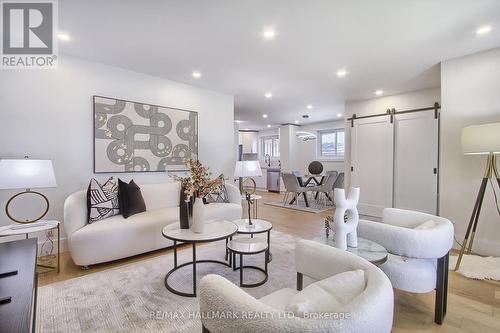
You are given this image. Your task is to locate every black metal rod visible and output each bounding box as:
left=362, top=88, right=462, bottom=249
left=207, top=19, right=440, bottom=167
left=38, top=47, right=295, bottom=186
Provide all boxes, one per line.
left=347, top=103, right=441, bottom=121
left=0, top=270, right=18, bottom=279
left=192, top=243, right=196, bottom=296
left=297, top=272, right=303, bottom=291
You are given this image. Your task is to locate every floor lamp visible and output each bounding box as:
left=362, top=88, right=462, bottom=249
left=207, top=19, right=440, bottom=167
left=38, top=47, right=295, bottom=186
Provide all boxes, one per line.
left=455, top=122, right=500, bottom=271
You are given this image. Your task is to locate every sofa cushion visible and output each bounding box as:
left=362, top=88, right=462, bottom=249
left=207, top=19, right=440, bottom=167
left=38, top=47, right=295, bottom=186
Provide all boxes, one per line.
left=118, top=179, right=146, bottom=218
left=69, top=207, right=179, bottom=265
left=87, top=177, right=120, bottom=223
left=259, top=288, right=298, bottom=311
left=285, top=269, right=366, bottom=317
left=205, top=203, right=242, bottom=221
left=413, top=220, right=437, bottom=230
left=204, top=174, right=229, bottom=204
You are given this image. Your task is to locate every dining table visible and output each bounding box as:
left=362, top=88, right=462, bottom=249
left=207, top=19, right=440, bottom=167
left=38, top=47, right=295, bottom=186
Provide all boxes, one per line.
left=288, top=173, right=327, bottom=207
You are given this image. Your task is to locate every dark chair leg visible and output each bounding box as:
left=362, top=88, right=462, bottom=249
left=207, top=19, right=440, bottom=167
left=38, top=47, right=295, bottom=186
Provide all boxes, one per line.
left=297, top=272, right=303, bottom=291
left=435, top=253, right=448, bottom=324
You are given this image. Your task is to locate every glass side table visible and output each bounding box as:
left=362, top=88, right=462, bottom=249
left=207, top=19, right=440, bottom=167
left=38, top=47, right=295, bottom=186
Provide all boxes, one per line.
left=313, top=236, right=388, bottom=266
left=0, top=220, right=60, bottom=273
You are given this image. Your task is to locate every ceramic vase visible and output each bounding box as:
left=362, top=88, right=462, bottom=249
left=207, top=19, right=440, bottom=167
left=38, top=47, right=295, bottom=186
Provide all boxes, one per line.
left=191, top=198, right=205, bottom=233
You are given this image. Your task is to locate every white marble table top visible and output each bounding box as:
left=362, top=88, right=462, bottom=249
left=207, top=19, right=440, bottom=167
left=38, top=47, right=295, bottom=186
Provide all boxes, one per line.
left=0, top=220, right=59, bottom=236
left=227, top=238, right=268, bottom=254
left=162, top=220, right=238, bottom=243
left=232, top=219, right=272, bottom=234
left=240, top=194, right=263, bottom=200
left=313, top=236, right=388, bottom=265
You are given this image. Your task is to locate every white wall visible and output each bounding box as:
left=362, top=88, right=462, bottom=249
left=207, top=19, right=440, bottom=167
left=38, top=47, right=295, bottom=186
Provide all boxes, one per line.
left=441, top=47, right=500, bottom=255
left=344, top=87, right=441, bottom=188
left=0, top=55, right=235, bottom=244
left=297, top=121, right=346, bottom=176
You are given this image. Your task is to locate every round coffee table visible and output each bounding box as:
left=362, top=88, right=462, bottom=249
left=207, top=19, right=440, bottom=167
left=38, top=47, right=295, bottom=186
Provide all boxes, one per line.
left=313, top=236, right=388, bottom=266
left=227, top=238, right=269, bottom=288
left=162, top=220, right=238, bottom=297
left=231, top=218, right=272, bottom=262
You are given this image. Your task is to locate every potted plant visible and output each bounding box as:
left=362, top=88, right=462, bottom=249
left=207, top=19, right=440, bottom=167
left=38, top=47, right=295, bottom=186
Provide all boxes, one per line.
left=172, top=159, right=224, bottom=233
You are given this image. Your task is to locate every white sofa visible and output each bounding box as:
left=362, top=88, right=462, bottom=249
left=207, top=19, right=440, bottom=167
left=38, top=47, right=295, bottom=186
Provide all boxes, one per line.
left=199, top=240, right=394, bottom=333
left=64, top=181, right=242, bottom=267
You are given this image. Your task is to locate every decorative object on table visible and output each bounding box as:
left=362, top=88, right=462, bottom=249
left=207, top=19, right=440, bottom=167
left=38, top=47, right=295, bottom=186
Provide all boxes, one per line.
left=118, top=179, right=146, bottom=218
left=0, top=220, right=61, bottom=274
left=87, top=177, right=120, bottom=223
left=171, top=159, right=224, bottom=233
left=0, top=157, right=57, bottom=224
left=93, top=95, right=198, bottom=173
left=308, top=161, right=323, bottom=175
left=234, top=160, right=262, bottom=227
left=179, top=184, right=194, bottom=229
left=329, top=187, right=360, bottom=250
left=455, top=122, right=500, bottom=271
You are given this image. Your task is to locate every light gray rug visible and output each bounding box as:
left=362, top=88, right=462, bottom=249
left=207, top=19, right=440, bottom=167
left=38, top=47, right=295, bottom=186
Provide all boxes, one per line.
left=449, top=254, right=500, bottom=281
left=265, top=200, right=333, bottom=213
left=37, top=231, right=301, bottom=333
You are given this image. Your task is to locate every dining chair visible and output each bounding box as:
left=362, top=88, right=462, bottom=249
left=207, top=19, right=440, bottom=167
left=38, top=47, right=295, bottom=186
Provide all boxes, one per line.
left=291, top=170, right=305, bottom=186
left=282, top=172, right=310, bottom=206
left=311, top=172, right=337, bottom=205
left=330, top=172, right=345, bottom=205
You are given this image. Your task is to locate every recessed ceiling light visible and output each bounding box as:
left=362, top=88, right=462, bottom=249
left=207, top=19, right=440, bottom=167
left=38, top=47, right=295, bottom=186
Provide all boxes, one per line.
left=235, top=120, right=243, bottom=124
left=306, top=104, right=313, bottom=110
left=267, top=124, right=271, bottom=128
left=336, top=69, right=348, bottom=78
left=191, top=71, right=202, bottom=79
left=57, top=32, right=71, bottom=41
left=264, top=92, right=273, bottom=99
left=476, top=25, right=492, bottom=36
left=262, top=28, right=276, bottom=40
left=375, top=89, right=384, bottom=96
left=262, top=114, right=268, bottom=118
left=294, top=120, right=300, bottom=124
left=337, top=113, right=343, bottom=118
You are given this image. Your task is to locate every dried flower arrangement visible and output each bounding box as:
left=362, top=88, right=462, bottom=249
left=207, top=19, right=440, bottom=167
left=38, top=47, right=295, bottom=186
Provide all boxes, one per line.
left=171, top=159, right=224, bottom=201
left=324, top=213, right=349, bottom=239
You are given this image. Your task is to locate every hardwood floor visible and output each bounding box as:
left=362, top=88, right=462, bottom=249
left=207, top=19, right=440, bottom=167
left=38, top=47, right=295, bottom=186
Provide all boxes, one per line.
left=39, top=190, right=500, bottom=332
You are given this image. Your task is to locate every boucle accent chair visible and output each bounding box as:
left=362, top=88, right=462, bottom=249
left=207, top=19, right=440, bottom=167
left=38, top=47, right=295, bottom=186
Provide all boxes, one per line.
left=199, top=240, right=394, bottom=333
left=357, top=208, right=454, bottom=325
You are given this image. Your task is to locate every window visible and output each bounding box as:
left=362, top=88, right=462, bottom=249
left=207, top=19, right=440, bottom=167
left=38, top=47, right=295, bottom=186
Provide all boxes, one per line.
left=262, top=136, right=279, bottom=157
left=317, top=129, right=345, bottom=160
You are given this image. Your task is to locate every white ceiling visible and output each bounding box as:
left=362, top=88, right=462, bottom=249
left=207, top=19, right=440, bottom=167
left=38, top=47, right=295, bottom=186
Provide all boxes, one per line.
left=59, top=0, right=500, bottom=130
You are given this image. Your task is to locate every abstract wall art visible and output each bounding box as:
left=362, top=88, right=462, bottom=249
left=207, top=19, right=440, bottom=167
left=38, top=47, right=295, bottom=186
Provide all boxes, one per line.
left=93, top=96, right=198, bottom=173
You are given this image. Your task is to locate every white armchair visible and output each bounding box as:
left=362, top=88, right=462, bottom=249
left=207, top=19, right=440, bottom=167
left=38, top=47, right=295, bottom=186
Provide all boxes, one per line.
left=357, top=208, right=454, bottom=324
left=199, top=240, right=394, bottom=333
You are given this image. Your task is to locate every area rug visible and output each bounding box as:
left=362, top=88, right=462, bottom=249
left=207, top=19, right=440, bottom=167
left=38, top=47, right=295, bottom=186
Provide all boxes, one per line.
left=37, top=231, right=301, bottom=333
left=449, top=254, right=500, bottom=281
left=264, top=201, right=333, bottom=213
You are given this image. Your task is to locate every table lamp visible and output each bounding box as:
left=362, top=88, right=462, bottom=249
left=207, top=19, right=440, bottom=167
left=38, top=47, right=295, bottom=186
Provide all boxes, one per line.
left=455, top=122, right=500, bottom=270
left=234, top=160, right=262, bottom=226
left=0, top=158, right=57, bottom=224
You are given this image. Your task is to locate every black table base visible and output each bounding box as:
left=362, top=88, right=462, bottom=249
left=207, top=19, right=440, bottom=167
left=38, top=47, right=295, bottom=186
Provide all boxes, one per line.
left=164, top=241, right=231, bottom=298
left=229, top=250, right=269, bottom=288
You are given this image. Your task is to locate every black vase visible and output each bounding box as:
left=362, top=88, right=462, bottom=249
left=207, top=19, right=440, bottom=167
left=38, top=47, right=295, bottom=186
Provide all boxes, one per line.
left=179, top=185, right=194, bottom=229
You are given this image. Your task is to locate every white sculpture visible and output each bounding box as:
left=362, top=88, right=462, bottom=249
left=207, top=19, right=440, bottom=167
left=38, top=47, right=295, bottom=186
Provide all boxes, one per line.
left=331, top=187, right=360, bottom=250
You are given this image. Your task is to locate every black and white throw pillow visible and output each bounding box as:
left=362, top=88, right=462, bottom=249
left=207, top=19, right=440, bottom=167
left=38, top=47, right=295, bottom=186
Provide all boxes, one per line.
left=87, top=177, right=120, bottom=223
left=204, top=174, right=230, bottom=204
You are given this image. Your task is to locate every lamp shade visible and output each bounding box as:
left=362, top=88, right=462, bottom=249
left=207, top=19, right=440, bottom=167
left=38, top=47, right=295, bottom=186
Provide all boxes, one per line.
left=234, top=160, right=262, bottom=178
left=461, top=123, right=500, bottom=155
left=0, top=159, right=57, bottom=190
